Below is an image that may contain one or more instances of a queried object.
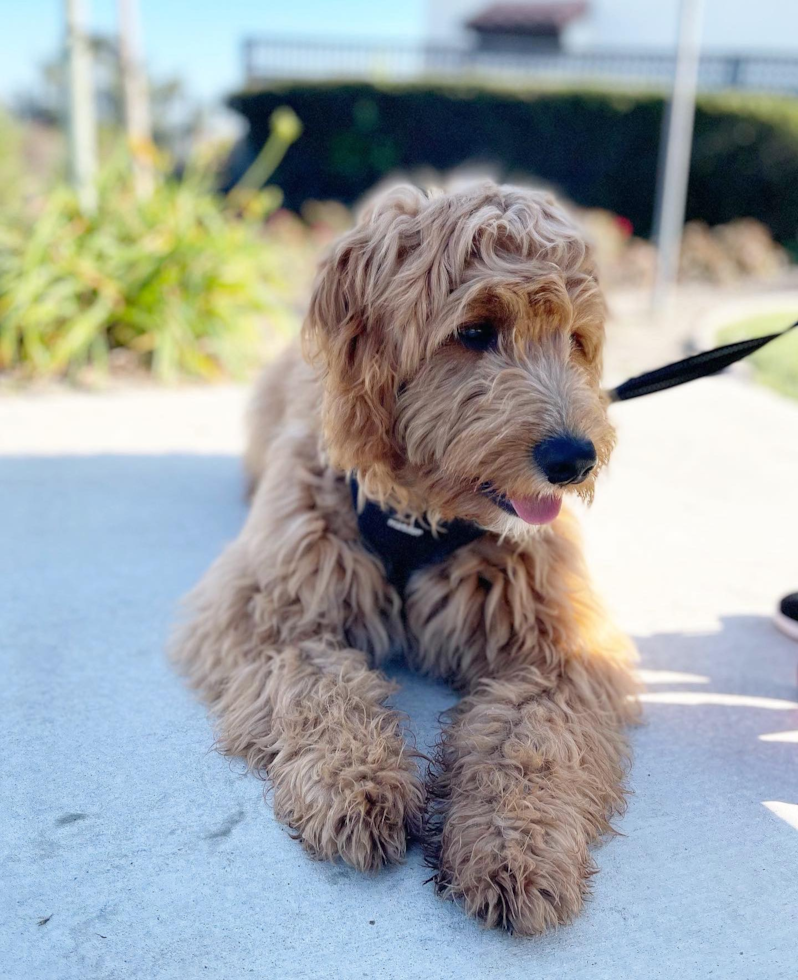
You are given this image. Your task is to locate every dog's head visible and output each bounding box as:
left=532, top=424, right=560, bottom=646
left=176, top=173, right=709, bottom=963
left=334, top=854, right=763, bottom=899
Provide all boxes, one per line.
left=303, top=181, right=614, bottom=536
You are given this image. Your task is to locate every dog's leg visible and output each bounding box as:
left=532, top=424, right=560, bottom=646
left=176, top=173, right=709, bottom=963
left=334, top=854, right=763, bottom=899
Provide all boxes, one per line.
left=173, top=536, right=424, bottom=873
left=212, top=636, right=424, bottom=871
left=426, top=653, right=633, bottom=934
left=415, top=517, right=638, bottom=934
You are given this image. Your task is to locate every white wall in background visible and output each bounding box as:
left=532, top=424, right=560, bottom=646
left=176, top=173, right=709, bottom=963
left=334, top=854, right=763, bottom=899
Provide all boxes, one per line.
left=426, top=0, right=798, bottom=53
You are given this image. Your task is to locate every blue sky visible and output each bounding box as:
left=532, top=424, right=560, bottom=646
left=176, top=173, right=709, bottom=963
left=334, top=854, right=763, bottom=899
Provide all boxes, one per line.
left=1, top=0, right=425, bottom=105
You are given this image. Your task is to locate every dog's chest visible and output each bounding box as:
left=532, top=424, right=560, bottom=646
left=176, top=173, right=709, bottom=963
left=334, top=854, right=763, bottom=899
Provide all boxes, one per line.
left=344, top=480, right=553, bottom=681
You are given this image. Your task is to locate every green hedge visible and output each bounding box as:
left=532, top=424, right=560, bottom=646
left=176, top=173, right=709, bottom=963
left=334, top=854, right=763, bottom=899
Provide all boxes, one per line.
left=229, top=82, right=798, bottom=248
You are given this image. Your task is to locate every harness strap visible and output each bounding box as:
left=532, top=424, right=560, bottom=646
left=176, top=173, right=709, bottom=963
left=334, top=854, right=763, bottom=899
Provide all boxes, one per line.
left=608, top=319, right=797, bottom=403
left=349, top=477, right=484, bottom=596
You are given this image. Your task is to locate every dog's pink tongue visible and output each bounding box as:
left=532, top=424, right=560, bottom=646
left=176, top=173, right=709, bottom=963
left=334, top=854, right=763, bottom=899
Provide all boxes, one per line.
left=509, top=495, right=562, bottom=525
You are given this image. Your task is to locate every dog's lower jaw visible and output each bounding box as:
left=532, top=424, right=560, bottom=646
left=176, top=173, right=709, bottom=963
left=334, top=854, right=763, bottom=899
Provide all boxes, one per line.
left=490, top=510, right=551, bottom=543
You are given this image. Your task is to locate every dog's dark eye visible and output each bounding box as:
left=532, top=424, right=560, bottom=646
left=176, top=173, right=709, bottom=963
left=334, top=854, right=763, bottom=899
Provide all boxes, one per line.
left=458, top=321, right=498, bottom=352
left=570, top=332, right=587, bottom=355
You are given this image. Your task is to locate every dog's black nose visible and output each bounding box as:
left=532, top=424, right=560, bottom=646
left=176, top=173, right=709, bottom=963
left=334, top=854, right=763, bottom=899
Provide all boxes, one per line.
left=533, top=434, right=597, bottom=486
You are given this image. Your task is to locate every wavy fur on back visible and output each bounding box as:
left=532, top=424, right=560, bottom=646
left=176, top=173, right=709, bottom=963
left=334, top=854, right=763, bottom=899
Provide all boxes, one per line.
left=172, top=181, right=638, bottom=936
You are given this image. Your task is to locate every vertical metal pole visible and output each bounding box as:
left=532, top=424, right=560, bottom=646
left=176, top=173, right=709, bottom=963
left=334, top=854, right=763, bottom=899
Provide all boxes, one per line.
left=118, top=0, right=153, bottom=197
left=652, top=0, right=705, bottom=310
left=66, top=0, right=97, bottom=213
left=243, top=38, right=254, bottom=85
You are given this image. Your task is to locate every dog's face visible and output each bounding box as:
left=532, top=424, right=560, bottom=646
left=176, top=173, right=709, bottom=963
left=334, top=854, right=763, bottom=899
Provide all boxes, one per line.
left=303, top=182, right=615, bottom=536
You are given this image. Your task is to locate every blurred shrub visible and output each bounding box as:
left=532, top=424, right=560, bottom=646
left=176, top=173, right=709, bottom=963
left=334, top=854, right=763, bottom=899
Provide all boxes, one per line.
left=579, top=209, right=657, bottom=289
left=0, top=109, right=27, bottom=211
left=680, top=218, right=789, bottom=284
left=0, top=107, right=302, bottom=382
left=582, top=208, right=788, bottom=289
left=230, top=83, right=798, bottom=251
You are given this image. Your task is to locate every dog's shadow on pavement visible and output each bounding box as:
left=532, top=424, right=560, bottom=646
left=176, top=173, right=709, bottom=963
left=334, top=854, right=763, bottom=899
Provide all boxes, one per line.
left=623, top=617, right=798, bottom=832
left=635, top=614, right=797, bottom=705
left=387, top=614, right=798, bottom=821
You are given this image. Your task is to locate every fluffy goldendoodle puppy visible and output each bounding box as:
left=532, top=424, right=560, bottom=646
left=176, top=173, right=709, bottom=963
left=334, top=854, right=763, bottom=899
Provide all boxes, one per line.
left=172, top=181, right=639, bottom=936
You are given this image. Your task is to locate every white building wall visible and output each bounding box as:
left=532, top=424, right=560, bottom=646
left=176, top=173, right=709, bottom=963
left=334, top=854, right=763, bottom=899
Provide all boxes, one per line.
left=426, top=0, right=798, bottom=53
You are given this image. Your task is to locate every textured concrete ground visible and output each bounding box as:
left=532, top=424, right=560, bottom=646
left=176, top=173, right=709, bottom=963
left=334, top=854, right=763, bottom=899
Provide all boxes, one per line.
left=2, top=365, right=797, bottom=980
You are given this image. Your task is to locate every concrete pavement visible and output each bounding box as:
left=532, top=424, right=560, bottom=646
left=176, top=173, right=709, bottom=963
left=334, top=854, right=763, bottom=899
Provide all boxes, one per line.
left=2, top=373, right=797, bottom=980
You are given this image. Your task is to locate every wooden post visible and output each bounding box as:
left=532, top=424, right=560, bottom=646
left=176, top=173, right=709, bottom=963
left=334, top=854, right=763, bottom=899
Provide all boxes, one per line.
left=65, top=0, right=98, bottom=213
left=118, top=0, right=154, bottom=197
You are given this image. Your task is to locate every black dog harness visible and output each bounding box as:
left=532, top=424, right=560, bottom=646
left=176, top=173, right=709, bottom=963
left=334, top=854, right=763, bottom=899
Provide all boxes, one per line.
left=349, top=317, right=796, bottom=587
left=349, top=477, right=484, bottom=595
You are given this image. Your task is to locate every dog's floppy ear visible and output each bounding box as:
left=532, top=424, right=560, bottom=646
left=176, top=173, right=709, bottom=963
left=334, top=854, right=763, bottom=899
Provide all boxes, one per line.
left=302, top=185, right=426, bottom=489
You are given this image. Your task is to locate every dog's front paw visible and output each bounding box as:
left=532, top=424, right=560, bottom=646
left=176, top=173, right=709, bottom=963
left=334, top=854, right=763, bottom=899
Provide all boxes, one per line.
left=272, top=754, right=425, bottom=872
left=281, top=773, right=422, bottom=871
left=431, top=809, right=590, bottom=935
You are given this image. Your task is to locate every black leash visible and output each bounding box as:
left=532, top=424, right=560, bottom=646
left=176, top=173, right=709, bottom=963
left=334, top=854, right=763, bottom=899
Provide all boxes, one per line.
left=608, top=318, right=798, bottom=403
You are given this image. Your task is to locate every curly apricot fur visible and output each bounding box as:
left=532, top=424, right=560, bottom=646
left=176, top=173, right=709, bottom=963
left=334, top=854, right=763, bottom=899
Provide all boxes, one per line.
left=172, top=181, right=638, bottom=936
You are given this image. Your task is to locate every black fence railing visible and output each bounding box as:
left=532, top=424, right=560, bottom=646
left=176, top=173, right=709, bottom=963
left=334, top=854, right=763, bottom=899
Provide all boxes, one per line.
left=242, top=37, right=798, bottom=95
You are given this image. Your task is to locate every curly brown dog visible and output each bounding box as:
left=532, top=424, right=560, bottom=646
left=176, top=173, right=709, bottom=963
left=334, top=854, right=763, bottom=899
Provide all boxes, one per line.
left=172, top=181, right=639, bottom=936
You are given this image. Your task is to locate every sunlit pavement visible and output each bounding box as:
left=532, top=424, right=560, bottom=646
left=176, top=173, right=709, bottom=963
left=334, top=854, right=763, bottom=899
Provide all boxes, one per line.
left=2, top=371, right=797, bottom=980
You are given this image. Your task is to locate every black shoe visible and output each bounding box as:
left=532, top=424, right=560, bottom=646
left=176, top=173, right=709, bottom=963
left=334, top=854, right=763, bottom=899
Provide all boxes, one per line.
left=774, top=593, right=798, bottom=642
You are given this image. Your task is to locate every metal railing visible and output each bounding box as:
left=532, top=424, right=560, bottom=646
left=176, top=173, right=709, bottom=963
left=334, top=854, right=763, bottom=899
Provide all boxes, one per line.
left=242, top=36, right=798, bottom=95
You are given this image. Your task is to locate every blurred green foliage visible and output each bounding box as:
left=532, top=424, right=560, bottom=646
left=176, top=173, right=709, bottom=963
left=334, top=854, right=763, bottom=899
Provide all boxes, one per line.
left=231, top=83, right=798, bottom=251
left=0, top=110, right=27, bottom=212
left=0, top=106, right=302, bottom=382
left=717, top=310, right=798, bottom=401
